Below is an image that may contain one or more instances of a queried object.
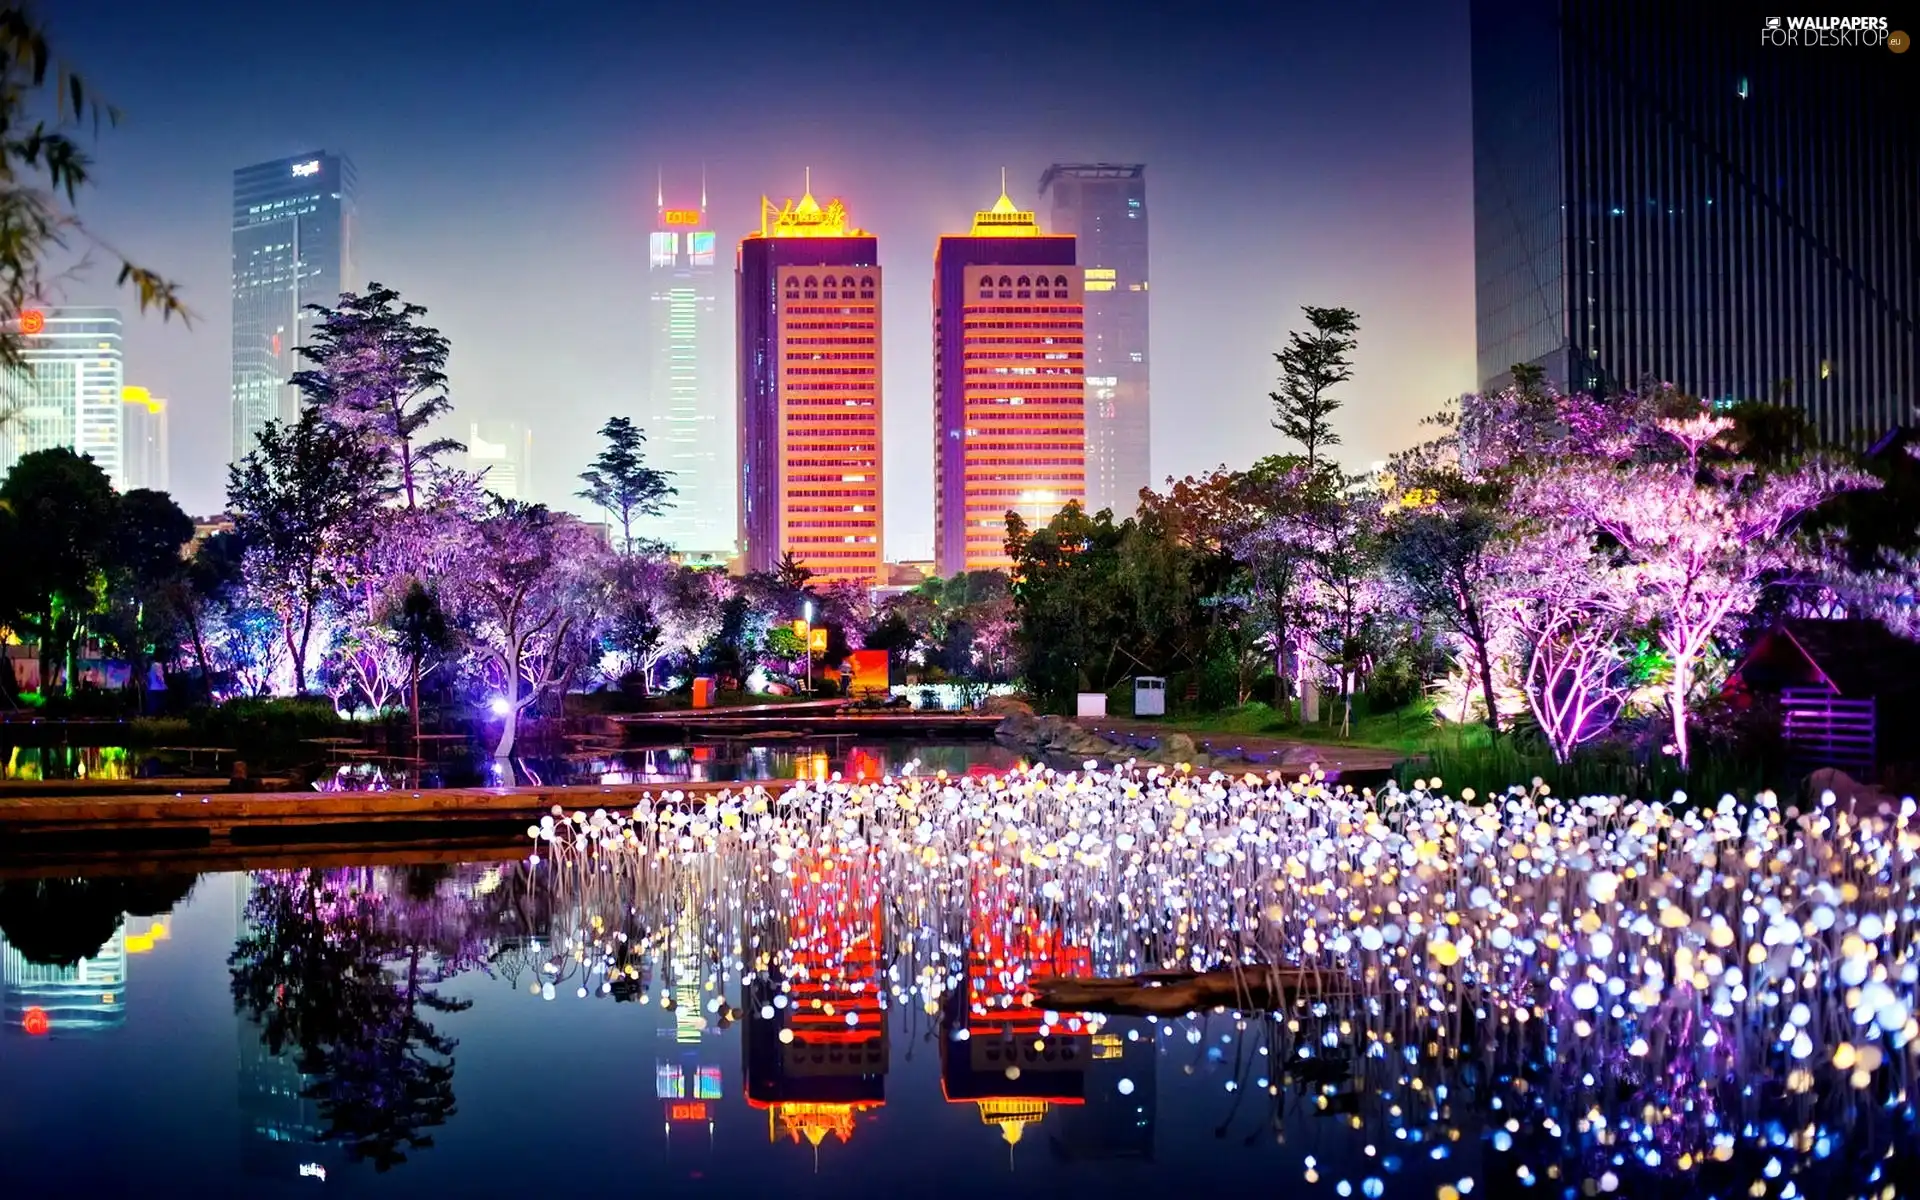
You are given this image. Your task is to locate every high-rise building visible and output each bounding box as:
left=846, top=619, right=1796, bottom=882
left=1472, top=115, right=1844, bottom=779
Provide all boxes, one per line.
left=932, top=186, right=1085, bottom=575
left=1038, top=164, right=1148, bottom=517
left=0, top=306, right=126, bottom=488
left=642, top=177, right=731, bottom=557
left=736, top=183, right=884, bottom=585
left=1471, top=1, right=1918, bottom=441
left=466, top=419, right=533, bottom=500
left=120, top=386, right=169, bottom=493
left=230, top=151, right=357, bottom=464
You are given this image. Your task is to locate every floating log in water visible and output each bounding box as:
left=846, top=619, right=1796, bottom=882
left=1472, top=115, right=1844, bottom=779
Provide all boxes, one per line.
left=1027, top=967, right=1321, bottom=1015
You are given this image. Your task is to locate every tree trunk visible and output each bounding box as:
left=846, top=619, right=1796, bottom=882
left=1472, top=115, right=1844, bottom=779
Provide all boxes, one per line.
left=1473, top=638, right=1501, bottom=736
left=1668, top=658, right=1692, bottom=769
left=410, top=650, right=422, bottom=752
left=494, top=638, right=521, bottom=759
left=183, top=604, right=214, bottom=700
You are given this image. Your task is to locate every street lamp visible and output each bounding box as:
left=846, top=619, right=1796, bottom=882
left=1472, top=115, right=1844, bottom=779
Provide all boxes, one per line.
left=802, top=601, right=814, bottom=697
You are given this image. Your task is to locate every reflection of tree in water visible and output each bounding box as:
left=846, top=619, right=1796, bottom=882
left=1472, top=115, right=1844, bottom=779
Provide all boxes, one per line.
left=229, top=867, right=507, bottom=1171
left=0, top=875, right=200, bottom=966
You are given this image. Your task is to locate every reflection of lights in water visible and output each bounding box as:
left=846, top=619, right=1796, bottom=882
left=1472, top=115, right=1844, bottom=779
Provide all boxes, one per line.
left=516, top=767, right=1920, bottom=1195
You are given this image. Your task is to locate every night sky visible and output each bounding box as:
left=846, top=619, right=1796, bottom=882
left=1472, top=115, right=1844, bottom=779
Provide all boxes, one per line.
left=50, top=0, right=1474, bottom=554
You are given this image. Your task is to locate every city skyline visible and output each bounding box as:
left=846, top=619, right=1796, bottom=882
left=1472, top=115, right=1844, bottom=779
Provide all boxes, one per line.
left=45, top=0, right=1476, bottom=556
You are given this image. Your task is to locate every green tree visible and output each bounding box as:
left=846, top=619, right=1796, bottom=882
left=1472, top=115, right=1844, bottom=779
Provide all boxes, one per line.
left=228, top=407, right=383, bottom=694
left=0, top=4, right=188, bottom=370
left=97, top=488, right=194, bottom=706
left=1270, top=305, right=1359, bottom=471
left=775, top=550, right=814, bottom=591
left=1005, top=502, right=1130, bottom=709
left=0, top=447, right=116, bottom=693
left=389, top=579, right=452, bottom=746
left=292, top=284, right=459, bottom=510
left=577, top=416, right=674, bottom=552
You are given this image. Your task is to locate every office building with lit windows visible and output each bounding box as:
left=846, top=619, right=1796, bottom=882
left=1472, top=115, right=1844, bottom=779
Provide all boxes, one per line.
left=933, top=187, right=1084, bottom=575
left=230, top=151, right=357, bottom=464
left=1471, top=0, right=1918, bottom=441
left=736, top=184, right=884, bottom=585
left=1038, top=164, right=1147, bottom=517
left=120, top=386, right=169, bottom=493
left=1, top=306, right=126, bottom=489
left=642, top=181, right=730, bottom=556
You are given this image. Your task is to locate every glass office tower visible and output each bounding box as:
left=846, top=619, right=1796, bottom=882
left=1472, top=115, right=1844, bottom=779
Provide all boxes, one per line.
left=1472, top=1, right=1918, bottom=441
left=231, top=151, right=357, bottom=464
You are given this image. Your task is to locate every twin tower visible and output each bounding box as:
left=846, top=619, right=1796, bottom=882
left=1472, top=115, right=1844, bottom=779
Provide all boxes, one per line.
left=734, top=183, right=1091, bottom=585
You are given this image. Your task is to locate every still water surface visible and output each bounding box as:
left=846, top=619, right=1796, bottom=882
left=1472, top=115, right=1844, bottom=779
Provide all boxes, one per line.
left=1, top=845, right=1912, bottom=1199
left=2, top=741, right=1021, bottom=789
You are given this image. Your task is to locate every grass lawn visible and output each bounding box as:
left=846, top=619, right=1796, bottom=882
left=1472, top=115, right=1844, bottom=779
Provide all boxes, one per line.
left=1141, top=700, right=1494, bottom=755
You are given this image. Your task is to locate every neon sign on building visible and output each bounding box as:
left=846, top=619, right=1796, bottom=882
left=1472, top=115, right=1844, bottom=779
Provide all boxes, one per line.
left=290, top=160, right=320, bottom=178
left=662, top=208, right=702, bottom=227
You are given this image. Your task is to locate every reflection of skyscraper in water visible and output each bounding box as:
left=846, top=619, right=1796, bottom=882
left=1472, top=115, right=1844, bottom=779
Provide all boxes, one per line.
left=1049, top=1018, right=1156, bottom=1162
left=1, top=926, right=129, bottom=1035
left=743, top=853, right=888, bottom=1156
left=233, top=875, right=337, bottom=1181
left=658, top=897, right=725, bottom=1149
left=939, top=875, right=1093, bottom=1162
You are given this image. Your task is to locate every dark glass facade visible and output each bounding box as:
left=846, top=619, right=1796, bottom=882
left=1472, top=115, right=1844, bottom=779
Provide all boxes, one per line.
left=1472, top=1, right=1918, bottom=442
left=1039, top=164, right=1149, bottom=515
left=735, top=234, right=879, bottom=573
left=230, top=151, right=357, bottom=463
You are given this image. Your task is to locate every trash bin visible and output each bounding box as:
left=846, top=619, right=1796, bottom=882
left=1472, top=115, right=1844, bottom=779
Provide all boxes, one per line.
left=692, top=677, right=716, bottom=709
left=1134, top=676, right=1167, bottom=717
left=1076, top=692, right=1108, bottom=718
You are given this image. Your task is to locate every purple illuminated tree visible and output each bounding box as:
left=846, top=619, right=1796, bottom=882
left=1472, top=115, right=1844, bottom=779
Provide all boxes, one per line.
left=1497, top=519, right=1635, bottom=762
left=1542, top=415, right=1873, bottom=766
left=227, top=407, right=383, bottom=694
left=455, top=499, right=603, bottom=757
left=292, top=284, right=460, bottom=511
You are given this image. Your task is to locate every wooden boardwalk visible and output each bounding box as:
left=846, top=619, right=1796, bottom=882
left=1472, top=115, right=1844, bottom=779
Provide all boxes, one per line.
left=0, top=780, right=751, bottom=842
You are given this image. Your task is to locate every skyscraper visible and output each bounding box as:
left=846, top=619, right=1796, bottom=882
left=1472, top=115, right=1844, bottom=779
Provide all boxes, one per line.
left=0, top=306, right=126, bottom=488
left=642, top=177, right=730, bottom=556
left=933, top=185, right=1085, bottom=575
left=230, top=151, right=357, bottom=464
left=120, top=386, right=169, bottom=493
left=466, top=419, right=533, bottom=500
left=736, top=183, right=884, bottom=585
left=1038, top=164, right=1148, bottom=517
left=1471, top=1, right=1918, bottom=441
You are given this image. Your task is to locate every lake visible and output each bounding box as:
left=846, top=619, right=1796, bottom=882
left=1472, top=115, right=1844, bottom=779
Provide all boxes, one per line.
left=2, top=769, right=1915, bottom=1198
left=2, top=740, right=1024, bottom=789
